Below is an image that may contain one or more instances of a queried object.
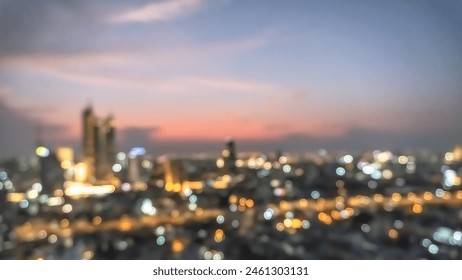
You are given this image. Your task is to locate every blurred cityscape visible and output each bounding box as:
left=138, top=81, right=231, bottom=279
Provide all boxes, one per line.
left=0, top=106, right=462, bottom=260
left=1, top=0, right=461, bottom=264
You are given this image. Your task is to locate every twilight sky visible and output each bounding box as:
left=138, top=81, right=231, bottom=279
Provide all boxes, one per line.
left=0, top=0, right=461, bottom=159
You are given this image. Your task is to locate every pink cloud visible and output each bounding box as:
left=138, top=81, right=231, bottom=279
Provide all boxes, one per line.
left=108, top=0, right=207, bottom=24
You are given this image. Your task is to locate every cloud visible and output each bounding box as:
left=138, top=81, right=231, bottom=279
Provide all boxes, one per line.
left=0, top=0, right=237, bottom=57
left=0, top=26, right=274, bottom=93
left=178, top=76, right=284, bottom=95
left=108, top=0, right=208, bottom=24
left=0, top=26, right=269, bottom=68
left=0, top=50, right=299, bottom=97
left=0, top=0, right=110, bottom=57
left=0, top=94, right=71, bottom=159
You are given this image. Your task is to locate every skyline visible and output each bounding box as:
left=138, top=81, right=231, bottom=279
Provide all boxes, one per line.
left=1, top=0, right=462, bottom=159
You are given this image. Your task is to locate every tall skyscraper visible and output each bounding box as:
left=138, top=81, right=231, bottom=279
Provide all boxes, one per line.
left=221, top=139, right=237, bottom=174
left=104, top=116, right=116, bottom=168
left=82, top=106, right=116, bottom=183
left=83, top=106, right=96, bottom=182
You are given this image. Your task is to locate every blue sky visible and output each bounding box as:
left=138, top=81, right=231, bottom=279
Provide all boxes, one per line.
left=0, top=0, right=461, bottom=158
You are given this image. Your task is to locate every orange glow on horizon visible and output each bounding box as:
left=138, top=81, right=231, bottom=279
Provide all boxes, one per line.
left=47, top=109, right=368, bottom=146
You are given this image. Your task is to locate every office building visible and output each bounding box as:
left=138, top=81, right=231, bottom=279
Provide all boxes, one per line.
left=82, top=106, right=116, bottom=183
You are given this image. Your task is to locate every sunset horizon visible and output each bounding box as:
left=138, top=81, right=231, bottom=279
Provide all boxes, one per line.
left=1, top=0, right=461, bottom=157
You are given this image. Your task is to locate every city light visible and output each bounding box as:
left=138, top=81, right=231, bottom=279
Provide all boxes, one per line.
left=35, top=146, right=49, bottom=158
left=171, top=240, right=185, bottom=253
left=1, top=103, right=462, bottom=262
left=388, top=229, right=399, bottom=239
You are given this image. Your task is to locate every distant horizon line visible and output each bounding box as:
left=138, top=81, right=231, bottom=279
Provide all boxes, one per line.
left=1, top=141, right=459, bottom=163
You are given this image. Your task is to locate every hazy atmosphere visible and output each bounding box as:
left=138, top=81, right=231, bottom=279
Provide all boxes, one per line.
left=1, top=0, right=461, bottom=159
left=2, top=0, right=462, bottom=263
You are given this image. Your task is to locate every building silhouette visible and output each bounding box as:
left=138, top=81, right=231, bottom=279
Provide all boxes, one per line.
left=82, top=106, right=115, bottom=183
left=222, top=139, right=237, bottom=174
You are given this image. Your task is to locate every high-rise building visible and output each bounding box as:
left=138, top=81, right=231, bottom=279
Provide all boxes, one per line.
left=220, top=139, right=237, bottom=174
left=39, top=151, right=64, bottom=195
left=83, top=106, right=96, bottom=182
left=104, top=116, right=116, bottom=169
left=82, top=106, right=116, bottom=183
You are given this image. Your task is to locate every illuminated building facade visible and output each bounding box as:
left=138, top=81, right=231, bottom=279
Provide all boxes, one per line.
left=82, top=106, right=116, bottom=183
left=163, top=158, right=185, bottom=192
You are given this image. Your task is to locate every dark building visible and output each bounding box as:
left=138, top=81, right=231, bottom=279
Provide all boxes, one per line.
left=222, top=139, right=237, bottom=174
left=0, top=169, right=8, bottom=214
left=39, top=152, right=64, bottom=195
left=82, top=106, right=116, bottom=183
